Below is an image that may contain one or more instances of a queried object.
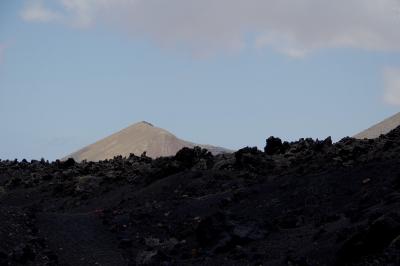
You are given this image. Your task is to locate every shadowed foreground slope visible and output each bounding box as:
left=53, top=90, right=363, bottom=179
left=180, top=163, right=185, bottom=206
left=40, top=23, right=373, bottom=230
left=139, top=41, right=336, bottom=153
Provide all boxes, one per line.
left=1, top=128, right=400, bottom=265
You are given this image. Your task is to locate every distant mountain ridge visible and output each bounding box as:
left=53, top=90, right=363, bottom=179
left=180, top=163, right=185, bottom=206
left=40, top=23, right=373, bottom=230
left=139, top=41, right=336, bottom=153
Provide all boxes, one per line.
left=63, top=121, right=231, bottom=161
left=354, top=112, right=400, bottom=139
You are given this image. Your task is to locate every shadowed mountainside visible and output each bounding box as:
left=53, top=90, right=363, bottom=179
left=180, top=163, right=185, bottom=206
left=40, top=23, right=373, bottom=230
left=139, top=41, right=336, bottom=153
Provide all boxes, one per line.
left=1, top=127, right=400, bottom=265
left=63, top=121, right=231, bottom=161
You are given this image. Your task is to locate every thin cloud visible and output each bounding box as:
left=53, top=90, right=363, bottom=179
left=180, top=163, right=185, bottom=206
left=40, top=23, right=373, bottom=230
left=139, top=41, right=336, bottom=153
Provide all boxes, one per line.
left=20, top=0, right=61, bottom=23
left=0, top=43, right=7, bottom=64
left=383, top=67, right=400, bottom=105
left=20, top=0, right=400, bottom=56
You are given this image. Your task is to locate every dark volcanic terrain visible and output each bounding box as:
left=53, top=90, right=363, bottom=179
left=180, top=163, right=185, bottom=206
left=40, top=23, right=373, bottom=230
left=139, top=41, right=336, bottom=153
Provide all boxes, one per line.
left=1, top=128, right=400, bottom=266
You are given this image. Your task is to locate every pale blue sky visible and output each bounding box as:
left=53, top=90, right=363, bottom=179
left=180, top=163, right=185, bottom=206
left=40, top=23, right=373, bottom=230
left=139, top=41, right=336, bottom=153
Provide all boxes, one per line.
left=1, top=0, right=400, bottom=160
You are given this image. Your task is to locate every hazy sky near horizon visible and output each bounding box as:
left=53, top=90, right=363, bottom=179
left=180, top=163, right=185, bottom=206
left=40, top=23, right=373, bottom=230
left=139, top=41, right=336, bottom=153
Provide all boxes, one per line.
left=1, top=0, right=400, bottom=160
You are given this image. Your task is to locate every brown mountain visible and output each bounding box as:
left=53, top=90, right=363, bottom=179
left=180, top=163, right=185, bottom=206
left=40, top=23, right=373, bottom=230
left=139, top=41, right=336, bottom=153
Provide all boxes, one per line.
left=354, top=112, right=400, bottom=139
left=63, top=121, right=231, bottom=161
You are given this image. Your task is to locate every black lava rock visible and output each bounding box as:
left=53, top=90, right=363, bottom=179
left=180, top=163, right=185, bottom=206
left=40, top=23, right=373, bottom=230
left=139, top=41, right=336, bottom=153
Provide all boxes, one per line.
left=1, top=127, right=400, bottom=265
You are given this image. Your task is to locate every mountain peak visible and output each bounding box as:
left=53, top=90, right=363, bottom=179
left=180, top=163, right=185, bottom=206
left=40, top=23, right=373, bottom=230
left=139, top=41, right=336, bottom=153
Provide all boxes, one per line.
left=63, top=122, right=231, bottom=161
left=138, top=121, right=154, bottom=127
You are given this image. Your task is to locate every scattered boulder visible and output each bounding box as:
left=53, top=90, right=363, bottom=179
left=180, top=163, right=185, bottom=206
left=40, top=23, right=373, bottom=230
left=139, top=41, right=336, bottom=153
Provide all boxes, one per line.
left=175, top=146, right=213, bottom=169
left=60, top=158, right=76, bottom=169
left=264, top=136, right=287, bottom=155
left=136, top=250, right=167, bottom=265
left=74, top=175, right=102, bottom=193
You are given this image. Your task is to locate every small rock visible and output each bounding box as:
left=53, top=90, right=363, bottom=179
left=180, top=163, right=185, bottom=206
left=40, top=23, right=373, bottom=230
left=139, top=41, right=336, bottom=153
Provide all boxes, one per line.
left=119, top=238, right=132, bottom=248
left=0, top=186, right=5, bottom=196
left=145, top=237, right=161, bottom=247
left=265, top=136, right=289, bottom=155
left=362, top=178, right=371, bottom=184
left=74, top=175, right=102, bottom=193
left=61, top=158, right=75, bottom=168
left=136, top=250, right=165, bottom=265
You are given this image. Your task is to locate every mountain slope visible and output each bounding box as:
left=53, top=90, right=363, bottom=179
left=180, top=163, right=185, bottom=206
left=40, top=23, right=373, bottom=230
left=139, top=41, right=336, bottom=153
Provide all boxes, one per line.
left=354, top=112, right=400, bottom=139
left=63, top=121, right=231, bottom=161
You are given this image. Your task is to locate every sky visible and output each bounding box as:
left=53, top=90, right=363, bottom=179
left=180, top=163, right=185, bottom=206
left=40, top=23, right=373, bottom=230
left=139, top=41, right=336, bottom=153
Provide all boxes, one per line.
left=1, top=0, right=400, bottom=161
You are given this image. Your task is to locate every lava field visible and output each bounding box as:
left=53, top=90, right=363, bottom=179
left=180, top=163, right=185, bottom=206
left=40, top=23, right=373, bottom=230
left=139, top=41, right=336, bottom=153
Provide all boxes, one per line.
left=1, top=128, right=400, bottom=265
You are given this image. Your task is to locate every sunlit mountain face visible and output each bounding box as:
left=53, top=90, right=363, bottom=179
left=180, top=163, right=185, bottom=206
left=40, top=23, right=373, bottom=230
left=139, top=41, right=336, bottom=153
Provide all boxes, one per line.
left=64, top=121, right=231, bottom=161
